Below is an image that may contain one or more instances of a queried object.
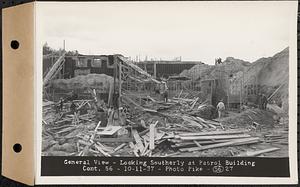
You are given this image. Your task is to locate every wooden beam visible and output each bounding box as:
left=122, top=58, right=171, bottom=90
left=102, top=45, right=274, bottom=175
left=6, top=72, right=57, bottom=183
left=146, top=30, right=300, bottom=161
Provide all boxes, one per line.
left=94, top=137, right=134, bottom=143
left=180, top=134, right=251, bottom=141
left=238, top=147, right=280, bottom=156
left=149, top=123, right=157, bottom=150
left=112, top=143, right=127, bottom=153
left=132, top=129, right=144, bottom=153
left=179, top=130, right=248, bottom=137
left=171, top=139, right=231, bottom=148
left=94, top=144, right=111, bottom=157
left=129, top=142, right=139, bottom=157
left=180, top=137, right=260, bottom=152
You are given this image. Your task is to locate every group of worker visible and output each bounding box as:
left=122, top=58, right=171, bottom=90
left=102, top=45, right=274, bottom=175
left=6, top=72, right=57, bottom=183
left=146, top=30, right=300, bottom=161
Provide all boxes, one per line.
left=55, top=91, right=78, bottom=114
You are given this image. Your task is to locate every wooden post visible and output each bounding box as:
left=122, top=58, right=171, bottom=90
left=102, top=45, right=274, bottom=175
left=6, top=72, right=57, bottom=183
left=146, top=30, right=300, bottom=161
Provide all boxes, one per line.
left=62, top=60, right=65, bottom=79
left=118, top=58, right=122, bottom=117
left=211, top=80, right=213, bottom=105
left=149, top=123, right=155, bottom=150
left=240, top=80, right=242, bottom=110
left=227, top=79, right=230, bottom=109
left=153, top=62, right=157, bottom=78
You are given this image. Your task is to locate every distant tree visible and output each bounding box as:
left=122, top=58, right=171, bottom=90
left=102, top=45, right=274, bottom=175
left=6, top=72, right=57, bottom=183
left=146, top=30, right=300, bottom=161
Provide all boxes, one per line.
left=43, top=42, right=54, bottom=55
left=43, top=42, right=80, bottom=56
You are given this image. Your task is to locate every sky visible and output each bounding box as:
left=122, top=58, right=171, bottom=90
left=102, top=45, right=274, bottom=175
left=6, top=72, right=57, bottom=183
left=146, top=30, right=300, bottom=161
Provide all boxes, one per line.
left=37, top=1, right=296, bottom=64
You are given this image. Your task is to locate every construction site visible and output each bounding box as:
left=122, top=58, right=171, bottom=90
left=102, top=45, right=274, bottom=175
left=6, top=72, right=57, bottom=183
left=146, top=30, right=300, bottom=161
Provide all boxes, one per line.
left=42, top=46, right=289, bottom=158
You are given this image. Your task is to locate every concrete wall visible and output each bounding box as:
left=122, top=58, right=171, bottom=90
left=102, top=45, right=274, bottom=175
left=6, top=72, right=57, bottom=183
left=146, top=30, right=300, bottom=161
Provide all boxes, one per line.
left=137, top=61, right=201, bottom=79
left=63, top=55, right=115, bottom=79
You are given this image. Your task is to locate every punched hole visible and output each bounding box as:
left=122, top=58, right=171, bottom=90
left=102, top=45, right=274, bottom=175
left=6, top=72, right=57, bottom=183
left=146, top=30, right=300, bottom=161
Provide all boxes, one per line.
left=10, top=40, right=19, bottom=49
left=13, top=143, right=22, bottom=153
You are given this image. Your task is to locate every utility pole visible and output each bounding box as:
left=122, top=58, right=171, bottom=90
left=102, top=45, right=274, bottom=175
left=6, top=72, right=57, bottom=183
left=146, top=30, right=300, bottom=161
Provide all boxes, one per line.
left=63, top=40, right=66, bottom=51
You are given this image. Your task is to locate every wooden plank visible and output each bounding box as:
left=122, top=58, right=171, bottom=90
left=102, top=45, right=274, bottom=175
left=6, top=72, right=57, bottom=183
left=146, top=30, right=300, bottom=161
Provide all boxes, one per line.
left=149, top=123, right=156, bottom=150
left=90, top=121, right=101, bottom=140
left=56, top=126, right=77, bottom=134
left=172, top=123, right=194, bottom=132
left=233, top=139, right=261, bottom=146
left=238, top=147, right=280, bottom=157
left=97, top=126, right=122, bottom=136
left=180, top=137, right=260, bottom=152
left=140, top=120, right=147, bottom=128
left=132, top=129, right=144, bottom=153
left=113, top=143, right=127, bottom=153
left=180, top=134, right=251, bottom=141
left=94, top=144, right=111, bottom=157
left=195, top=117, right=216, bottom=129
left=78, top=139, right=93, bottom=146
left=129, top=142, right=139, bottom=157
left=179, top=130, right=248, bottom=137
left=178, top=90, right=183, bottom=98
left=173, top=97, right=195, bottom=102
left=108, top=81, right=114, bottom=107
left=49, top=124, right=75, bottom=131
left=268, top=82, right=286, bottom=101
left=94, top=137, right=134, bottom=143
left=141, top=142, right=149, bottom=156
left=206, top=123, right=217, bottom=129
left=190, top=97, right=199, bottom=109
left=139, top=129, right=149, bottom=136
left=96, top=142, right=114, bottom=153
left=171, top=139, right=231, bottom=148
left=193, top=140, right=202, bottom=147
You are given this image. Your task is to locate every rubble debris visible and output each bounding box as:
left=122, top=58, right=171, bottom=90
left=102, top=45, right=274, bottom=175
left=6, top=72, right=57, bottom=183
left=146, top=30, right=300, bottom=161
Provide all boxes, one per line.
left=42, top=90, right=286, bottom=157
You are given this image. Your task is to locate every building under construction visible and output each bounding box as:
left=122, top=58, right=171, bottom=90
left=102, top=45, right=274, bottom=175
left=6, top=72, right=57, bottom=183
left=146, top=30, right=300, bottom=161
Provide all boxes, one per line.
left=42, top=48, right=289, bottom=157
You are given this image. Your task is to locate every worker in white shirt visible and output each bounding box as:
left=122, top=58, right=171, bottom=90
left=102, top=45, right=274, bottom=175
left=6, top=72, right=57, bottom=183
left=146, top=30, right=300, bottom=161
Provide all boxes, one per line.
left=217, top=99, right=225, bottom=118
left=162, top=81, right=169, bottom=102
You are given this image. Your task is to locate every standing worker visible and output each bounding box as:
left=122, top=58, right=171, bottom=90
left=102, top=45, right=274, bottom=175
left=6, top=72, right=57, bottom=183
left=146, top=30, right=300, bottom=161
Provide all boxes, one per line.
left=162, top=81, right=169, bottom=103
left=70, top=101, right=76, bottom=114
left=257, top=93, right=262, bottom=109
left=217, top=99, right=225, bottom=118
left=59, top=97, right=64, bottom=112
left=262, top=94, right=268, bottom=110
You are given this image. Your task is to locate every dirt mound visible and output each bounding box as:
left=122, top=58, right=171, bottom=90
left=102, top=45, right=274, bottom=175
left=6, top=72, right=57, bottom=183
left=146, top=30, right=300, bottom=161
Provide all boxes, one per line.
left=219, top=108, right=275, bottom=128
left=180, top=57, right=251, bottom=81
left=257, top=47, right=289, bottom=86
left=218, top=57, right=251, bottom=73
left=50, top=74, right=113, bottom=91
left=180, top=63, right=214, bottom=80
left=180, top=47, right=289, bottom=112
left=249, top=47, right=289, bottom=111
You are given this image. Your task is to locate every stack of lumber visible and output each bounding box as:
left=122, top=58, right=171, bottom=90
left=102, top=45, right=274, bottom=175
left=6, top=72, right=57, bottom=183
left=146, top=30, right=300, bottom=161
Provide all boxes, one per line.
left=167, top=129, right=261, bottom=152
left=264, top=131, right=288, bottom=145
left=181, top=115, right=221, bottom=129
